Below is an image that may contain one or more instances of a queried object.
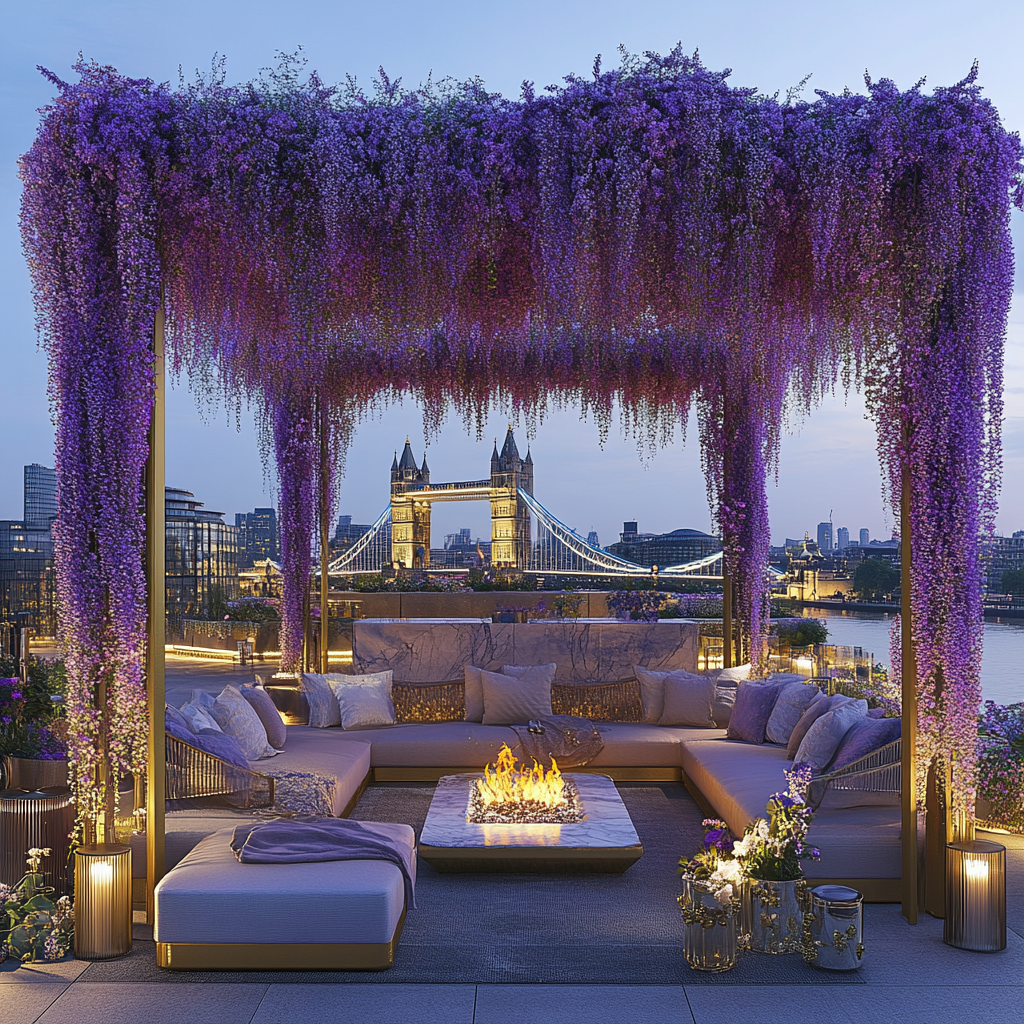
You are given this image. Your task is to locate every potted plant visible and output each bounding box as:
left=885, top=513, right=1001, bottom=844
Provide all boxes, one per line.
left=731, top=763, right=819, bottom=954
left=0, top=660, right=68, bottom=791
left=0, top=847, right=74, bottom=963
left=676, top=818, right=744, bottom=972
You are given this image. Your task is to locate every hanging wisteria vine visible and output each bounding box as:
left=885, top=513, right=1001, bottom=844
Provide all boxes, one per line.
left=20, top=49, right=1022, bottom=818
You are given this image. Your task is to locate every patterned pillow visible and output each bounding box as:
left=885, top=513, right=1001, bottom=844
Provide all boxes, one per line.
left=551, top=680, right=643, bottom=722
left=786, top=693, right=849, bottom=759
left=393, top=681, right=465, bottom=723
left=210, top=685, right=277, bottom=760
left=241, top=684, right=287, bottom=748
left=328, top=679, right=396, bottom=730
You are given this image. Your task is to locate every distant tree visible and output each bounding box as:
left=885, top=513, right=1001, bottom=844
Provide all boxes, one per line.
left=1001, top=569, right=1024, bottom=597
left=853, top=558, right=899, bottom=600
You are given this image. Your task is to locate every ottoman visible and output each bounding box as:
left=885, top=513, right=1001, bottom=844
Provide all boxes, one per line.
left=154, top=824, right=415, bottom=969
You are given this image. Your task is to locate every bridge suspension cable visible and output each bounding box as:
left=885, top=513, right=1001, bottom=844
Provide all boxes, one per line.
left=325, top=506, right=392, bottom=575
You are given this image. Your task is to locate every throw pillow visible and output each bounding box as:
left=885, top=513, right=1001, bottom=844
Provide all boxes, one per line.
left=210, top=685, right=277, bottom=760
left=634, top=666, right=669, bottom=724
left=765, top=682, right=822, bottom=745
left=501, top=663, right=557, bottom=686
left=190, top=728, right=250, bottom=768
left=480, top=668, right=553, bottom=726
left=712, top=685, right=736, bottom=728
left=794, top=699, right=869, bottom=770
left=658, top=670, right=717, bottom=728
left=301, top=671, right=394, bottom=728
left=786, top=692, right=842, bottom=759
left=464, top=666, right=485, bottom=723
left=189, top=689, right=216, bottom=709
left=241, top=684, right=287, bottom=749
left=164, top=715, right=195, bottom=743
left=765, top=673, right=808, bottom=687
left=178, top=702, right=221, bottom=734
left=831, top=716, right=901, bottom=771
left=867, top=707, right=888, bottom=719
left=165, top=705, right=193, bottom=735
left=328, top=679, right=396, bottom=730
left=726, top=681, right=786, bottom=744
left=717, top=664, right=752, bottom=684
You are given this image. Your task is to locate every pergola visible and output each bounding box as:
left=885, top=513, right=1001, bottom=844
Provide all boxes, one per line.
left=19, top=51, right=1022, bottom=925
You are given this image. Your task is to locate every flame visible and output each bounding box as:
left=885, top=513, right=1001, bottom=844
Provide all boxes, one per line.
left=475, top=744, right=567, bottom=810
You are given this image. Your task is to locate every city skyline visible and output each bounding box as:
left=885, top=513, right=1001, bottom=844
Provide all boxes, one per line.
left=2, top=2, right=1022, bottom=545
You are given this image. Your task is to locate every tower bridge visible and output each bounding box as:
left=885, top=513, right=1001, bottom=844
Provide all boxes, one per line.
left=327, top=427, right=750, bottom=581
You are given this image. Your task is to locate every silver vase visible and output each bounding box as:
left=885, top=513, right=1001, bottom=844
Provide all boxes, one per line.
left=743, top=878, right=808, bottom=954
left=678, top=878, right=739, bottom=972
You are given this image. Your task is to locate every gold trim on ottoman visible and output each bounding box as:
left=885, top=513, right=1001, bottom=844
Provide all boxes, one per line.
left=157, top=906, right=406, bottom=970
left=373, top=766, right=680, bottom=783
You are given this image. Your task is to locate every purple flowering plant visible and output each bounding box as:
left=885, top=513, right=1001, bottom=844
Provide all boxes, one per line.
left=18, top=49, right=1023, bottom=819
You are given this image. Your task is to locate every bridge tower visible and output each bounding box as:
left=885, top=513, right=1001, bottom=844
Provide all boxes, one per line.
left=490, top=427, right=533, bottom=568
left=390, top=439, right=431, bottom=568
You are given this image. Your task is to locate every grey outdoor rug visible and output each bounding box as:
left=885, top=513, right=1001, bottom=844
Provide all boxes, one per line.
left=79, top=783, right=864, bottom=984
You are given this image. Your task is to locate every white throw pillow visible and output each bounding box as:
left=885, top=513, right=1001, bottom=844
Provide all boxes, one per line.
left=634, top=666, right=669, bottom=724
left=717, top=664, right=752, bottom=684
left=765, top=681, right=822, bottom=745
left=480, top=669, right=553, bottom=726
left=794, top=699, right=869, bottom=770
left=658, top=670, right=717, bottom=728
left=712, top=685, right=736, bottom=727
left=303, top=671, right=394, bottom=728
left=328, top=679, right=396, bottom=730
left=209, top=685, right=277, bottom=760
left=501, top=663, right=557, bottom=686
left=464, top=666, right=485, bottom=723
left=179, top=702, right=221, bottom=734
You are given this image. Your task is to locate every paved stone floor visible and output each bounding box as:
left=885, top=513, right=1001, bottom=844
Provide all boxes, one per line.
left=5, top=657, right=1022, bottom=1022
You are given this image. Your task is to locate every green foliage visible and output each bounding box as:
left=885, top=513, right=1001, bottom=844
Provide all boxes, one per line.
left=548, top=591, right=585, bottom=618
left=853, top=557, right=899, bottom=600
left=773, top=618, right=829, bottom=647
left=0, top=851, right=74, bottom=963
left=0, top=658, right=67, bottom=759
left=224, top=599, right=280, bottom=622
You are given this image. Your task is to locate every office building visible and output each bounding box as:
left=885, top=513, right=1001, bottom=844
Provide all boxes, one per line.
left=817, top=521, right=833, bottom=552
left=586, top=531, right=600, bottom=548
left=607, top=522, right=721, bottom=568
left=837, top=527, right=850, bottom=550
left=332, top=515, right=373, bottom=556
left=166, top=488, right=239, bottom=618
left=860, top=528, right=870, bottom=547
left=235, top=507, right=278, bottom=568
left=0, top=465, right=57, bottom=634
left=985, top=531, right=1024, bottom=594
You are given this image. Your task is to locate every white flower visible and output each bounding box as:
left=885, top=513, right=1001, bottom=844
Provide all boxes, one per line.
left=710, top=858, right=744, bottom=887
left=731, top=835, right=755, bottom=858
left=756, top=820, right=770, bottom=840
left=26, top=848, right=51, bottom=871
left=713, top=883, right=734, bottom=906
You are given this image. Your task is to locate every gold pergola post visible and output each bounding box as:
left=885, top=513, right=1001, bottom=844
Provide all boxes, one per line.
left=319, top=399, right=330, bottom=673
left=722, top=563, right=733, bottom=669
left=145, top=300, right=166, bottom=923
left=900, top=459, right=919, bottom=924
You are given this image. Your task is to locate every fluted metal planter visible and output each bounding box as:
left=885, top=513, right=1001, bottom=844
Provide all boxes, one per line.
left=743, top=878, right=807, bottom=954
left=678, top=878, right=739, bottom=972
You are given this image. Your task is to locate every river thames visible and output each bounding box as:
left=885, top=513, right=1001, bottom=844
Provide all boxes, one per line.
left=805, top=610, right=1024, bottom=706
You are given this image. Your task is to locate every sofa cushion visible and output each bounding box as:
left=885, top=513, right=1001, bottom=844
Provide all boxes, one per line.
left=315, top=721, right=520, bottom=768
left=480, top=668, right=552, bottom=725
left=658, top=670, right=717, bottom=728
left=726, top=681, right=785, bottom=744
left=765, top=682, right=821, bottom=745
left=241, top=685, right=287, bottom=749
left=589, top=724, right=724, bottom=767
left=795, top=699, right=868, bottom=770
left=165, top=705, right=193, bottom=735
left=786, top=692, right=842, bottom=759
left=266, top=730, right=371, bottom=816
left=154, top=824, right=412, bottom=945
left=634, top=667, right=669, bottom=724
left=712, top=685, right=736, bottom=728
left=831, top=715, right=901, bottom=771
left=190, top=728, right=250, bottom=769
left=716, top=664, right=751, bottom=684
left=179, top=701, right=220, bottom=734
left=464, top=666, right=485, bottom=723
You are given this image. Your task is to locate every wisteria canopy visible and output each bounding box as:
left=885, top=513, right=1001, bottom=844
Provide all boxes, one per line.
left=19, top=49, right=1023, bottom=821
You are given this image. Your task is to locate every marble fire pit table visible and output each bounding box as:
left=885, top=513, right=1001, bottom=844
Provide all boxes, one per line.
left=419, top=774, right=642, bottom=874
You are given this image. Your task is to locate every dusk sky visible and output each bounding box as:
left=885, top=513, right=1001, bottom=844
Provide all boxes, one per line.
left=2, top=1, right=1021, bottom=548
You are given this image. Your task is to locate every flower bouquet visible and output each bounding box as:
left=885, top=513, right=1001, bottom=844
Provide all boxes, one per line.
left=730, top=763, right=819, bottom=954
left=676, top=818, right=744, bottom=971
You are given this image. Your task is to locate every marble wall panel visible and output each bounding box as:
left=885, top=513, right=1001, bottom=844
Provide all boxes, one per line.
left=352, top=620, right=699, bottom=682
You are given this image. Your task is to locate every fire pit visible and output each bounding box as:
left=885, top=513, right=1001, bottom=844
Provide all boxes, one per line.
left=419, top=746, right=642, bottom=874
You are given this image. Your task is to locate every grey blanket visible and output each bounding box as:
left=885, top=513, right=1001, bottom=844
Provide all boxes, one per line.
left=511, top=714, right=604, bottom=768
left=230, top=819, right=416, bottom=908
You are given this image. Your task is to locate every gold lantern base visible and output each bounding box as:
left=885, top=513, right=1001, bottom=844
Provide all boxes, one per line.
left=74, top=843, right=133, bottom=960
left=943, top=840, right=1006, bottom=952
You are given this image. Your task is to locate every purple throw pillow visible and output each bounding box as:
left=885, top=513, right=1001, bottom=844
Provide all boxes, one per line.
left=242, top=684, right=287, bottom=749
left=726, top=681, right=785, bottom=744
left=165, top=705, right=193, bottom=735
left=164, top=715, right=194, bottom=743
left=867, top=707, right=887, bottom=719
left=786, top=692, right=845, bottom=759
left=191, top=728, right=250, bottom=768
left=832, top=716, right=901, bottom=771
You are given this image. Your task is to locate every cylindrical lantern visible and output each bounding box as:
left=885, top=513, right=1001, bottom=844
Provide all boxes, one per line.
left=74, top=843, right=132, bottom=960
left=944, top=840, right=1006, bottom=952
left=0, top=787, right=75, bottom=896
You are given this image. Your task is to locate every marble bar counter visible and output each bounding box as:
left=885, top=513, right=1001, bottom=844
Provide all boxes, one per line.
left=351, top=619, right=699, bottom=683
